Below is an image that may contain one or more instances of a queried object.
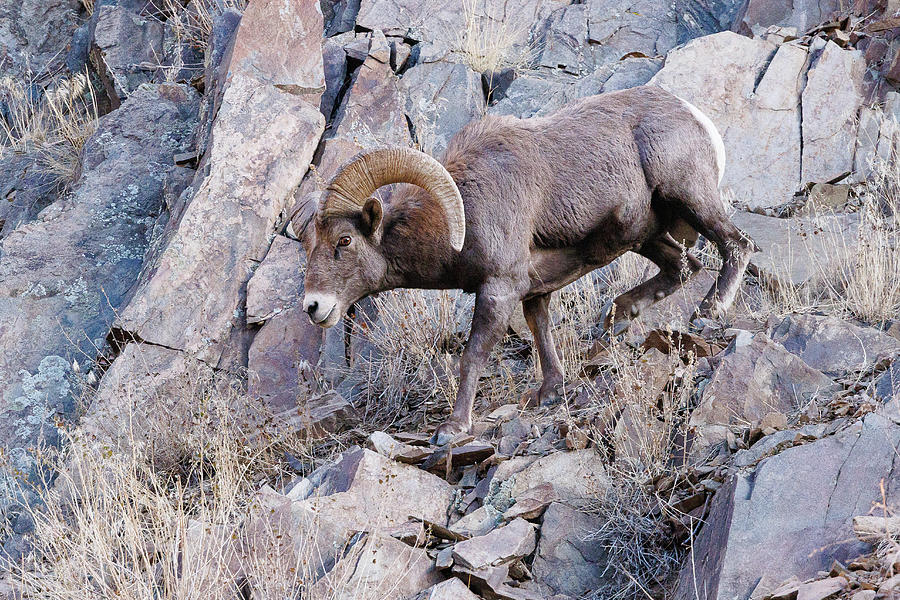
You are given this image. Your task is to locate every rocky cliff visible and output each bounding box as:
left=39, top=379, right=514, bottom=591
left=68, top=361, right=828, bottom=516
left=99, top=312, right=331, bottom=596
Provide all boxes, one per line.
left=0, top=0, right=899, bottom=598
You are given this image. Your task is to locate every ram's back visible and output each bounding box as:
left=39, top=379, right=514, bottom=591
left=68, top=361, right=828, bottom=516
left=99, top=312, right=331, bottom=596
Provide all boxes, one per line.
left=442, top=86, right=716, bottom=252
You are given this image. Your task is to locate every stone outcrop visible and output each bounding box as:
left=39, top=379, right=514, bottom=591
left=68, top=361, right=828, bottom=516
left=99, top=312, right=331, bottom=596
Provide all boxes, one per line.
left=651, top=32, right=806, bottom=209
left=113, top=0, right=325, bottom=369
left=0, top=0, right=82, bottom=78
left=0, top=83, right=199, bottom=557
left=769, top=314, right=900, bottom=375
left=92, top=5, right=164, bottom=98
left=677, top=410, right=900, bottom=600
left=692, top=333, right=837, bottom=429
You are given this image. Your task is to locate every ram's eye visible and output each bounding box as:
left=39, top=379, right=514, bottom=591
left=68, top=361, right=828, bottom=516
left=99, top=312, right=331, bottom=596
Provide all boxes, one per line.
left=337, top=236, right=352, bottom=247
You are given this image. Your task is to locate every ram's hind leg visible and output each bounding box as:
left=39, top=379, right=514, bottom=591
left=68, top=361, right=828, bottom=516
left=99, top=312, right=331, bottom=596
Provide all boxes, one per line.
left=603, top=234, right=703, bottom=331
left=522, top=293, right=565, bottom=407
left=680, top=193, right=756, bottom=319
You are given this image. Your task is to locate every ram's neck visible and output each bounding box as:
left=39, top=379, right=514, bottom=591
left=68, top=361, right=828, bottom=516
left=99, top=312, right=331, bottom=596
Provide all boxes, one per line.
left=380, top=190, right=459, bottom=291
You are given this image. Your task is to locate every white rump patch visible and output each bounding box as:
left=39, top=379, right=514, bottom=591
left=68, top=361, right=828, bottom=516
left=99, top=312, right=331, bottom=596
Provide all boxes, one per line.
left=677, top=97, right=726, bottom=186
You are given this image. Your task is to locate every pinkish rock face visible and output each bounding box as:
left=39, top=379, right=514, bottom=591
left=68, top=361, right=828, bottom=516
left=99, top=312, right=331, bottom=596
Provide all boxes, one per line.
left=115, top=0, right=327, bottom=368
left=651, top=32, right=805, bottom=209
left=227, top=0, right=326, bottom=102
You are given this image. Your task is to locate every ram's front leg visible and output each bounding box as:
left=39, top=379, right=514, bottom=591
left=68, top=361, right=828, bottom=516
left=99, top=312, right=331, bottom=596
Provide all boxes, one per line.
left=431, top=282, right=519, bottom=445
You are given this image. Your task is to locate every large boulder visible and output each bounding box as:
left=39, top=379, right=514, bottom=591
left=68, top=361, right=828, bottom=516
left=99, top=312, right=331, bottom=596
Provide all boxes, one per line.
left=676, top=410, right=900, bottom=600
left=731, top=210, right=860, bottom=286
left=246, top=448, right=454, bottom=571
left=536, top=3, right=589, bottom=73
left=114, top=0, right=325, bottom=369
left=586, top=0, right=679, bottom=64
left=651, top=32, right=806, bottom=209
left=490, top=449, right=609, bottom=505
left=0, top=83, right=199, bottom=558
left=0, top=0, right=82, bottom=78
left=800, top=41, right=866, bottom=186
left=768, top=314, right=900, bottom=376
left=313, top=534, right=442, bottom=598
left=691, top=333, right=836, bottom=429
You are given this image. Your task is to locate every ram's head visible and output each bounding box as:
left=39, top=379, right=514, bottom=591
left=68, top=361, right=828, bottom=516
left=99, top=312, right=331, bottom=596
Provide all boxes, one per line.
left=302, top=147, right=465, bottom=328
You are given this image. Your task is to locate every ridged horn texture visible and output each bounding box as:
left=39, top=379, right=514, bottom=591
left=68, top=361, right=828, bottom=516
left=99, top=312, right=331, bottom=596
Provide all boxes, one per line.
left=321, top=147, right=466, bottom=252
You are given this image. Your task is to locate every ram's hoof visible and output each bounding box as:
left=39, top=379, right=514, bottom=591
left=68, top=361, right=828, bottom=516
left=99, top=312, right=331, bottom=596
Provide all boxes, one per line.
left=600, top=302, right=632, bottom=337
left=430, top=418, right=469, bottom=446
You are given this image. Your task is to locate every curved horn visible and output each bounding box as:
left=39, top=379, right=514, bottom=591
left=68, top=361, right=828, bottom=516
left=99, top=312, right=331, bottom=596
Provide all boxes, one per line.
left=321, top=147, right=466, bottom=252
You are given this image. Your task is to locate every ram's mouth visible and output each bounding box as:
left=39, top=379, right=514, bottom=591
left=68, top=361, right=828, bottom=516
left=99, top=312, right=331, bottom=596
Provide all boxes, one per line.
left=310, top=303, right=337, bottom=327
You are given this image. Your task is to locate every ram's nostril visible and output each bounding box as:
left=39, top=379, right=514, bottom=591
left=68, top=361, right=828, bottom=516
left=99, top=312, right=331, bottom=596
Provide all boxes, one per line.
left=306, top=301, right=318, bottom=315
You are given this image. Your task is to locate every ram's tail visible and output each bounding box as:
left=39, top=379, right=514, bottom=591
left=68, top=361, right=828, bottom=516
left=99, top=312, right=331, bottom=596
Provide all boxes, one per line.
left=676, top=97, right=727, bottom=189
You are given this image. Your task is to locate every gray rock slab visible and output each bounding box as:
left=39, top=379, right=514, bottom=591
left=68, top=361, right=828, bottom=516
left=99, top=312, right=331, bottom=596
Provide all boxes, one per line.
left=401, top=60, right=485, bottom=157
left=801, top=41, right=866, bottom=186
left=769, top=314, right=900, bottom=375
left=732, top=210, right=860, bottom=286
left=691, top=333, right=837, bottom=428
left=532, top=502, right=606, bottom=597
left=676, top=412, right=900, bottom=600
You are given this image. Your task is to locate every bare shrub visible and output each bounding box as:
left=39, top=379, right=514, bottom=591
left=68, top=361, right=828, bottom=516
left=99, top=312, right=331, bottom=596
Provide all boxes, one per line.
left=585, top=473, right=687, bottom=600
left=578, top=332, right=699, bottom=599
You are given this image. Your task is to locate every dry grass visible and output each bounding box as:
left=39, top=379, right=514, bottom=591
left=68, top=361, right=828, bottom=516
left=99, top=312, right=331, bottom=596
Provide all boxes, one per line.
left=820, top=161, right=900, bottom=323
left=552, top=254, right=653, bottom=375
left=150, top=0, right=248, bottom=53
left=455, top=0, right=534, bottom=74
left=0, top=73, right=98, bottom=188
left=7, top=361, right=417, bottom=600
left=576, top=333, right=699, bottom=600
left=735, top=158, right=900, bottom=324
left=343, top=290, right=470, bottom=429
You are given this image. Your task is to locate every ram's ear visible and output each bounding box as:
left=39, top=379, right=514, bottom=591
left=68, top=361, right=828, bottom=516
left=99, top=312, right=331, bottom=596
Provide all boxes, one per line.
left=360, top=197, right=384, bottom=240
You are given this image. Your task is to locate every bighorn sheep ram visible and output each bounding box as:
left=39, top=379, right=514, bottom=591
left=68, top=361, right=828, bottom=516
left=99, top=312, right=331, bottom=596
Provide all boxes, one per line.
left=301, top=85, right=755, bottom=444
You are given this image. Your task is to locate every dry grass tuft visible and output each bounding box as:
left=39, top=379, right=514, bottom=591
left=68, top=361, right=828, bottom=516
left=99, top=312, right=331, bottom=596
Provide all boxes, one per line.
left=736, top=156, right=900, bottom=324
left=821, top=160, right=900, bottom=323
left=586, top=473, right=687, bottom=600
left=455, top=0, right=534, bottom=74
left=552, top=254, right=652, bottom=375
left=0, top=73, right=98, bottom=188
left=6, top=364, right=405, bottom=600
left=343, top=290, right=469, bottom=429
left=150, top=0, right=248, bottom=53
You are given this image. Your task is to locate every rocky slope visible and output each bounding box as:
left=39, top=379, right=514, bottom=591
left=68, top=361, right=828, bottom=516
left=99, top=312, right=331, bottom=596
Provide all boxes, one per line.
left=1, top=0, right=899, bottom=598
